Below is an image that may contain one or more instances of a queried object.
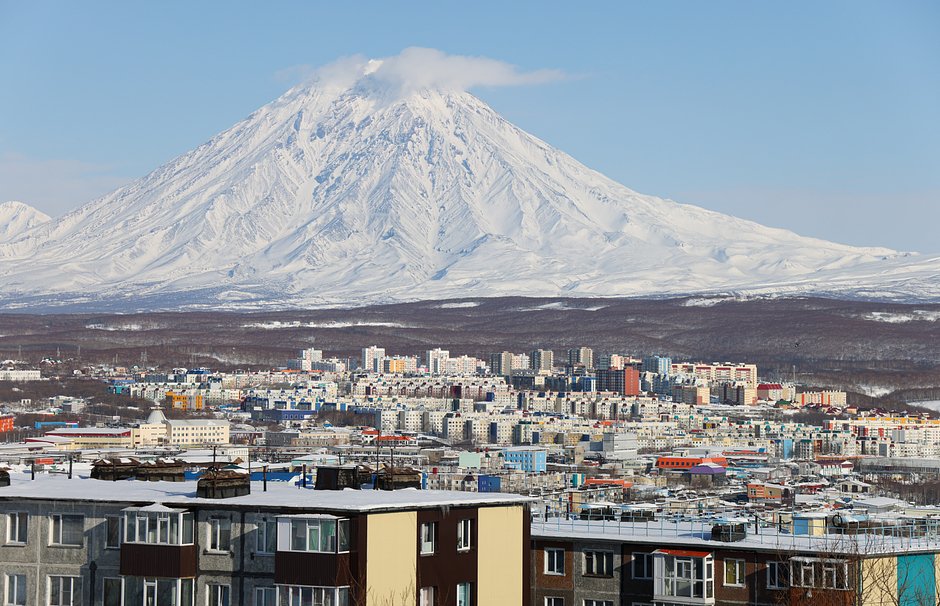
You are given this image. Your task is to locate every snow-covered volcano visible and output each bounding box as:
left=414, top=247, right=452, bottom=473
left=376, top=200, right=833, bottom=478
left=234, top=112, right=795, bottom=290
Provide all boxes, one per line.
left=0, top=54, right=936, bottom=309
left=0, top=201, right=50, bottom=244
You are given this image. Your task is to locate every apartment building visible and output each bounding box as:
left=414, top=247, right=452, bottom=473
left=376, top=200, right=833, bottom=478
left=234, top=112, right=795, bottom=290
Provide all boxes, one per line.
left=0, top=473, right=531, bottom=606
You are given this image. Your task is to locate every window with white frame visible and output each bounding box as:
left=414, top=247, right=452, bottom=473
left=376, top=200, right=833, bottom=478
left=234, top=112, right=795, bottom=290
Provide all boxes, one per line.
left=102, top=578, right=122, bottom=606
left=724, top=559, right=745, bottom=586
left=583, top=600, right=613, bottom=606
left=789, top=557, right=849, bottom=590
left=123, top=509, right=194, bottom=545
left=652, top=552, right=714, bottom=601
left=49, top=515, right=83, bottom=547
left=282, top=518, right=349, bottom=553
left=276, top=586, right=349, bottom=606
left=420, top=522, right=437, bottom=555
left=256, top=518, right=277, bottom=554
left=254, top=587, right=275, bottom=606
left=583, top=550, right=614, bottom=577
left=6, top=513, right=26, bottom=545
left=456, top=583, right=471, bottom=606
left=545, top=548, right=565, bottom=575
left=544, top=598, right=564, bottom=606
left=632, top=553, right=653, bottom=579
left=208, top=584, right=230, bottom=606
left=207, top=517, right=231, bottom=552
left=767, top=561, right=788, bottom=589
left=104, top=516, right=120, bottom=549
left=141, top=578, right=193, bottom=606
left=457, top=518, right=473, bottom=551
left=5, top=573, right=25, bottom=606
left=419, top=586, right=436, bottom=606
left=47, top=575, right=78, bottom=606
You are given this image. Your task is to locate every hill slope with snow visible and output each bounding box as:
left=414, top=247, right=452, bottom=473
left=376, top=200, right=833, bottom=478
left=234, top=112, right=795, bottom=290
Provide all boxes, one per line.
left=0, top=58, right=936, bottom=310
left=0, top=201, right=50, bottom=244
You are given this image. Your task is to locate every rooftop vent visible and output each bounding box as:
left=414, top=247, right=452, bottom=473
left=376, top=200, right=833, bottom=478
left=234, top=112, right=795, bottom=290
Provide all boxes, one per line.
left=711, top=520, right=747, bottom=542
left=315, top=465, right=371, bottom=490
left=0, top=469, right=9, bottom=488
left=197, top=468, right=250, bottom=499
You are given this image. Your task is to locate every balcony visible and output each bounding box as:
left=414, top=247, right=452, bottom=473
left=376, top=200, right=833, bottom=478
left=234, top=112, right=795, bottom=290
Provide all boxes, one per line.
left=652, top=550, right=715, bottom=605
left=274, top=515, right=355, bottom=587
left=119, top=504, right=197, bottom=578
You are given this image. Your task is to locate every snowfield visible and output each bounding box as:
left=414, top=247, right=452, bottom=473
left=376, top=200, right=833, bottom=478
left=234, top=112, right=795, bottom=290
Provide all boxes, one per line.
left=0, top=60, right=938, bottom=310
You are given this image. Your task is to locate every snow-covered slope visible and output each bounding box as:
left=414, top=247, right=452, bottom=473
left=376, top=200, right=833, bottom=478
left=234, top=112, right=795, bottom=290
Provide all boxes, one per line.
left=0, top=201, right=50, bottom=244
left=0, top=63, right=936, bottom=309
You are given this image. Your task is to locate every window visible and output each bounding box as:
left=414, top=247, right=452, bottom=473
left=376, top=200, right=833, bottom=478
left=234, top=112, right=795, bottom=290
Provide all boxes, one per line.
left=102, top=578, right=122, bottom=606
left=254, top=587, right=275, bottom=606
left=632, top=553, right=653, bottom=579
left=6, top=513, right=27, bottom=545
left=457, top=519, right=473, bottom=551
left=419, top=586, right=436, bottom=606
left=142, top=578, right=192, bottom=606
left=767, top=561, right=788, bottom=589
left=584, top=551, right=614, bottom=577
left=48, top=576, right=78, bottom=606
left=724, top=559, right=745, bottom=586
left=208, top=517, right=231, bottom=552
left=420, top=522, right=437, bottom=555
left=456, top=583, right=471, bottom=606
left=286, top=518, right=347, bottom=553
left=545, top=548, right=565, bottom=575
left=124, top=510, right=193, bottom=545
left=255, top=587, right=275, bottom=606
left=256, top=518, right=277, bottom=554
left=276, top=586, right=349, bottom=606
left=5, top=574, right=25, bottom=606
left=792, top=559, right=815, bottom=588
left=822, top=561, right=849, bottom=590
left=50, top=515, right=83, bottom=547
left=208, top=584, right=230, bottom=606
left=105, top=516, right=121, bottom=549
left=583, top=601, right=613, bottom=606
left=545, top=598, right=564, bottom=606
left=653, top=553, right=714, bottom=601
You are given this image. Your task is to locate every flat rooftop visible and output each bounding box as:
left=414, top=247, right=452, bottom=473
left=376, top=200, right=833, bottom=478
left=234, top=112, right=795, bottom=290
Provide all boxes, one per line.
left=532, top=517, right=940, bottom=556
left=0, top=472, right=532, bottom=513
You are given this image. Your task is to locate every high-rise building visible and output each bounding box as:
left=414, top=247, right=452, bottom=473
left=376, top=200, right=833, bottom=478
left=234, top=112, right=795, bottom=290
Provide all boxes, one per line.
left=642, top=355, right=672, bottom=375
left=595, top=367, right=641, bottom=396
left=361, top=345, right=386, bottom=372
left=530, top=349, right=554, bottom=373
left=489, top=351, right=514, bottom=376
left=566, top=347, right=593, bottom=370
left=426, top=348, right=450, bottom=375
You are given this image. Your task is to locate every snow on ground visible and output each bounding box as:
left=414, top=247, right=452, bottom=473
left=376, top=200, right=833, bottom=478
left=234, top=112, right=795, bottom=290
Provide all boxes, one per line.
left=242, top=320, right=415, bottom=329
left=861, top=310, right=940, bottom=323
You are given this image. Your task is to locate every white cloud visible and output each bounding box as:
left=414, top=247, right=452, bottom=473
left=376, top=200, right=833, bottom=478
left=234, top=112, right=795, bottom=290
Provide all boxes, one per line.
left=280, top=48, right=566, bottom=95
left=0, top=152, right=130, bottom=218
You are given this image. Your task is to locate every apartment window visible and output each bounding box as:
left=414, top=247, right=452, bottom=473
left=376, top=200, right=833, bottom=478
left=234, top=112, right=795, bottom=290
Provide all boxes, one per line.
left=48, top=576, right=78, bottom=606
left=208, top=584, right=230, bottom=606
left=105, top=516, right=121, bottom=549
left=102, top=578, right=122, bottom=606
left=544, top=598, right=564, bottom=606
left=632, top=553, right=653, bottom=579
left=50, top=515, right=83, bottom=547
left=286, top=518, right=348, bottom=553
left=124, top=510, right=194, bottom=546
left=143, top=578, right=193, bottom=606
left=767, top=561, right=788, bottom=589
left=456, top=583, right=471, bottom=606
left=791, top=559, right=815, bottom=588
left=724, top=559, right=745, bottom=586
left=208, top=517, right=231, bottom=552
left=255, top=587, right=275, bottom=606
left=545, top=548, right=565, bottom=575
left=5, top=574, right=26, bottom=606
left=277, top=586, right=349, bottom=606
left=6, top=513, right=27, bottom=544
left=583, top=601, right=613, bottom=606
left=256, top=518, right=277, bottom=554
left=419, top=586, right=436, bottom=606
left=420, top=522, right=437, bottom=555
left=653, top=553, right=714, bottom=601
left=822, top=561, right=849, bottom=590
left=584, top=550, right=614, bottom=577
left=457, top=519, right=473, bottom=551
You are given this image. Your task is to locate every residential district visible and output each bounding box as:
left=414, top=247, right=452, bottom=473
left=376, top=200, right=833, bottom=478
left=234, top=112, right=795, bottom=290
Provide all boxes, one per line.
left=0, top=345, right=937, bottom=606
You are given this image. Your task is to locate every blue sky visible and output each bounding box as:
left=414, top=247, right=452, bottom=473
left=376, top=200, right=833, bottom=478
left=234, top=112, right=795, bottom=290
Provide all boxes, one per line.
left=1, top=1, right=937, bottom=252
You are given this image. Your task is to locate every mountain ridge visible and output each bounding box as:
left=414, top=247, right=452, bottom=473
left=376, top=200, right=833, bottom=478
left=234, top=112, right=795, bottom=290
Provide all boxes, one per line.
left=0, top=63, right=936, bottom=309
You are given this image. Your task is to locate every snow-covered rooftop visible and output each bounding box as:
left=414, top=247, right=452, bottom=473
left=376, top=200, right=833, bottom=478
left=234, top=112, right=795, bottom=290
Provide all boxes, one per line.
left=0, top=473, right=532, bottom=513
